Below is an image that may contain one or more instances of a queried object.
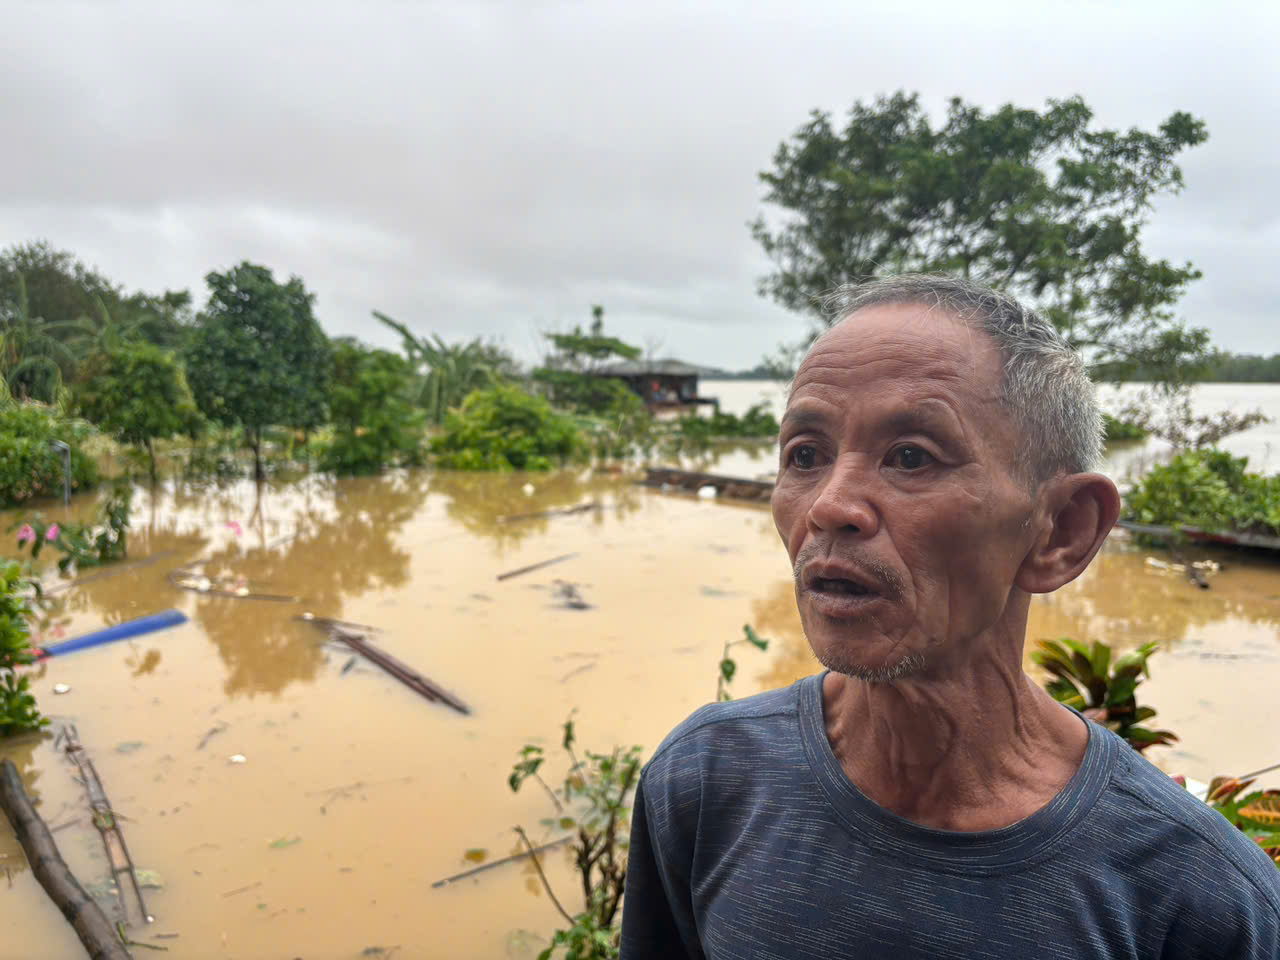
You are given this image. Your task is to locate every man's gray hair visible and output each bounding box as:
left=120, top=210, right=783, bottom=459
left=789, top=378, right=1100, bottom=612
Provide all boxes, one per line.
left=815, top=274, right=1102, bottom=484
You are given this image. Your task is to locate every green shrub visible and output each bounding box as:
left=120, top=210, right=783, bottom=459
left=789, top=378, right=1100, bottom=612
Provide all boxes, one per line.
left=0, top=403, right=99, bottom=507
left=432, top=384, right=582, bottom=471
left=322, top=343, right=424, bottom=474
left=1124, top=448, right=1280, bottom=536
left=0, top=561, right=46, bottom=737
left=676, top=402, right=779, bottom=443
left=1102, top=412, right=1147, bottom=441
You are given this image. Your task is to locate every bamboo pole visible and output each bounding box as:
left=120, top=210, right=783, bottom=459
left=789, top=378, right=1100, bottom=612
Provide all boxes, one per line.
left=62, top=726, right=150, bottom=928
left=0, top=759, right=131, bottom=960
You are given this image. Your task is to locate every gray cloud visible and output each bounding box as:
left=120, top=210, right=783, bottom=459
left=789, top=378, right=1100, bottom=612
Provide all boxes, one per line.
left=2, top=0, right=1276, bottom=366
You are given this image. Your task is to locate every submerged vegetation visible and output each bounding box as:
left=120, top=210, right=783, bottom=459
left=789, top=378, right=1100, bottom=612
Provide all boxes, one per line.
left=1124, top=449, right=1280, bottom=537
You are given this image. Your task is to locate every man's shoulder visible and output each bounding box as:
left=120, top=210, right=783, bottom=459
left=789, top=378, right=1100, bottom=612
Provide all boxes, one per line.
left=1105, top=738, right=1280, bottom=914
left=646, top=677, right=808, bottom=773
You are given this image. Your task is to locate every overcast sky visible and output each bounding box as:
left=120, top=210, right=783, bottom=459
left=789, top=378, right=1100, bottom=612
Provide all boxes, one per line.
left=2, top=0, right=1276, bottom=368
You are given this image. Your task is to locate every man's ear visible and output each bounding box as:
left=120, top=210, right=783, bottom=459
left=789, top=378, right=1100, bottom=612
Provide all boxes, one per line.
left=1016, top=473, right=1121, bottom=594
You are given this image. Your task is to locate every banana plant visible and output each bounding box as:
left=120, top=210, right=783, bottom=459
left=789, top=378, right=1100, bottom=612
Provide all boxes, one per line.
left=1031, top=637, right=1178, bottom=752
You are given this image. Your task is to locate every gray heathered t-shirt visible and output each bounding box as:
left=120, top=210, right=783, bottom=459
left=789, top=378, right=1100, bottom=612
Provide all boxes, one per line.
left=620, top=673, right=1280, bottom=959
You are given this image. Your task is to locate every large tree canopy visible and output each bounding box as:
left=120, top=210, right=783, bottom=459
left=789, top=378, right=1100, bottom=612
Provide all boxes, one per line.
left=185, top=262, right=331, bottom=478
left=751, top=92, right=1210, bottom=382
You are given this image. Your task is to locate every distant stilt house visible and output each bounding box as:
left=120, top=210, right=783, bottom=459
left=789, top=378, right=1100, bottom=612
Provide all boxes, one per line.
left=591, top=359, right=718, bottom=411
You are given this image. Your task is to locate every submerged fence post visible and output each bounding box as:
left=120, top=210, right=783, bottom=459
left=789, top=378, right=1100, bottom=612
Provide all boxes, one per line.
left=50, top=440, right=71, bottom=506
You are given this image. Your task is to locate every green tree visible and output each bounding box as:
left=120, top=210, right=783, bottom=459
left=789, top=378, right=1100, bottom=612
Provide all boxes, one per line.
left=76, top=342, right=202, bottom=479
left=0, top=273, right=87, bottom=403
left=533, top=305, right=644, bottom=414
left=185, top=263, right=331, bottom=479
left=322, top=340, right=424, bottom=474
left=0, top=242, right=191, bottom=362
left=373, top=311, right=516, bottom=425
left=751, top=92, right=1210, bottom=383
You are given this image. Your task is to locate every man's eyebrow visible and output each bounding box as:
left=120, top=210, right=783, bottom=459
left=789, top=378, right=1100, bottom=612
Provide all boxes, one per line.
left=779, top=402, right=963, bottom=436
left=778, top=408, right=831, bottom=434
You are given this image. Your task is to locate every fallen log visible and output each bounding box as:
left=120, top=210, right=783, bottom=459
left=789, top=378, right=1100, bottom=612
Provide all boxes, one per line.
left=0, top=758, right=131, bottom=960
left=62, top=726, right=150, bottom=928
left=301, top=620, right=470, bottom=716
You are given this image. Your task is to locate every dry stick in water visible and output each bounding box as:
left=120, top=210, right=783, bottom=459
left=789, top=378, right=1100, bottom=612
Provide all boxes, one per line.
left=62, top=726, right=150, bottom=929
left=0, top=759, right=131, bottom=960
left=431, top=835, right=573, bottom=888
left=496, top=553, right=577, bottom=582
left=513, top=826, right=575, bottom=925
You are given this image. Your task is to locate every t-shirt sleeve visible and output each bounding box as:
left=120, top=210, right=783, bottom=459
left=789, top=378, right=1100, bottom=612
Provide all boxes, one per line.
left=619, top=766, right=704, bottom=960
left=1159, top=841, right=1280, bottom=959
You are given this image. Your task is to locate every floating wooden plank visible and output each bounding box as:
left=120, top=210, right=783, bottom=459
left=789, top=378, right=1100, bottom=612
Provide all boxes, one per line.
left=642, top=467, right=774, bottom=502
left=0, top=759, right=131, bottom=960
left=496, top=553, right=576, bottom=582
left=1115, top=519, right=1280, bottom=553
left=300, top=620, right=470, bottom=716
left=61, top=726, right=150, bottom=929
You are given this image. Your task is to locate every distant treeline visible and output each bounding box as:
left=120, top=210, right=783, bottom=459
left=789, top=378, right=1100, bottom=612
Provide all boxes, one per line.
left=1117, top=352, right=1280, bottom=384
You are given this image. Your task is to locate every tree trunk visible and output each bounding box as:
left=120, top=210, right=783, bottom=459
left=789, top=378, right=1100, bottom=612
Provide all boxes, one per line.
left=0, top=759, right=131, bottom=960
left=145, top=436, right=156, bottom=484
left=250, top=428, right=264, bottom=482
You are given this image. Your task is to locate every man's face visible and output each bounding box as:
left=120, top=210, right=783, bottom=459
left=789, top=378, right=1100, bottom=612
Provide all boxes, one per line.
left=771, top=303, right=1041, bottom=681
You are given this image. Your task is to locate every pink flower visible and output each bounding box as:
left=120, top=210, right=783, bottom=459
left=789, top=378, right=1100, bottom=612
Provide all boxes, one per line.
left=45, top=523, right=60, bottom=541
left=226, top=520, right=243, bottom=537
left=16, top=524, right=34, bottom=544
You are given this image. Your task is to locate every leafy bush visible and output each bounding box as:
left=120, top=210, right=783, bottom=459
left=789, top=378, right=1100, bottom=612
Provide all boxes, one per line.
left=509, top=715, right=641, bottom=960
left=676, top=403, right=779, bottom=442
left=322, top=343, right=424, bottom=474
left=1102, top=412, right=1147, bottom=441
left=1032, top=637, right=1177, bottom=752
left=1198, top=777, right=1280, bottom=869
left=1124, top=448, right=1280, bottom=536
left=0, top=561, right=46, bottom=737
left=12, top=480, right=132, bottom=573
left=0, top=403, right=99, bottom=507
left=432, top=385, right=582, bottom=471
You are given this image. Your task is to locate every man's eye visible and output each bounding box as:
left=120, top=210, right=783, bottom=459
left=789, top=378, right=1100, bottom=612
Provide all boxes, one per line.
left=889, top=445, right=933, bottom=470
left=789, top=445, right=818, bottom=469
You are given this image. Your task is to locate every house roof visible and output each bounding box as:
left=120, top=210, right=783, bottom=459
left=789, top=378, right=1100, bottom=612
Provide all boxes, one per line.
left=593, top=358, right=702, bottom=377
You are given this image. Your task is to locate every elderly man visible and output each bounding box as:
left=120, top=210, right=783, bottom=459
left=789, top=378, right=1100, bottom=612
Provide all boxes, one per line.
left=620, top=275, right=1280, bottom=959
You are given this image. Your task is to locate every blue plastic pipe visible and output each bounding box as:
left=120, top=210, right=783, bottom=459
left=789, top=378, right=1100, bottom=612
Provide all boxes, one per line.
left=35, top=609, right=188, bottom=660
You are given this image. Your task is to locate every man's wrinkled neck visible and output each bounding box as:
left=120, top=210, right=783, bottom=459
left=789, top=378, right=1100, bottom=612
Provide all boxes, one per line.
left=820, top=606, right=1087, bottom=831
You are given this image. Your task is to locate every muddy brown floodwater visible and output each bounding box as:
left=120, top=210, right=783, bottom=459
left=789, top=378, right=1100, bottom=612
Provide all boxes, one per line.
left=1, top=467, right=1278, bottom=959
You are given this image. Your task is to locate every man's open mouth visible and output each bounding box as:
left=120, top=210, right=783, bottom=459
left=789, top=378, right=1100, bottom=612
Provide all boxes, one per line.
left=810, top=577, right=877, bottom=597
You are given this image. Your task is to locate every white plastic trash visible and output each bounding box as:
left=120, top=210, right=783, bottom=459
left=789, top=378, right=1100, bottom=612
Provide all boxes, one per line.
left=697, top=485, right=718, bottom=499
left=53, top=683, right=71, bottom=695
left=228, top=754, right=247, bottom=764
left=522, top=482, right=536, bottom=496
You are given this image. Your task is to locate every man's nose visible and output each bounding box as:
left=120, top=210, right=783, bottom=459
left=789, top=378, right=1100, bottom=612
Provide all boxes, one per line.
left=806, top=454, right=880, bottom=538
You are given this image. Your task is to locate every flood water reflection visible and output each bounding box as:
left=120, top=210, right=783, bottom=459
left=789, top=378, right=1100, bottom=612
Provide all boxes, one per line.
left=0, top=466, right=1276, bottom=959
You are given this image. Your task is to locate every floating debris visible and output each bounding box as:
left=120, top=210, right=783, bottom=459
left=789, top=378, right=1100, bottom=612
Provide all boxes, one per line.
left=268, top=836, right=301, bottom=849
left=551, top=580, right=591, bottom=610
left=62, top=725, right=151, bottom=929
left=228, top=754, right=247, bottom=765
left=496, top=553, right=577, bottom=582
left=431, top=835, right=572, bottom=889
left=53, top=683, right=71, bottom=695
left=497, top=502, right=602, bottom=524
